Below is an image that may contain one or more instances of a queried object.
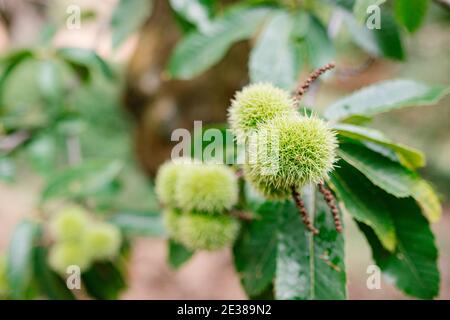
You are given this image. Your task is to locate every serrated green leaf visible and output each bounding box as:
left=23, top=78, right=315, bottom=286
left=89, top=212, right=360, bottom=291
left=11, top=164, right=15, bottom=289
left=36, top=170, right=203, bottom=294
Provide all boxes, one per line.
left=334, top=123, right=425, bottom=169
left=42, top=160, right=123, bottom=201
left=338, top=142, right=441, bottom=222
left=111, top=0, right=153, bottom=48
left=394, top=0, right=429, bottom=33
left=168, top=240, right=194, bottom=269
left=169, top=0, right=214, bottom=33
left=325, top=80, right=449, bottom=121
left=168, top=6, right=270, bottom=79
left=7, top=220, right=42, bottom=299
left=233, top=201, right=280, bottom=297
left=249, top=10, right=305, bottom=90
left=33, top=247, right=76, bottom=300
left=82, top=261, right=127, bottom=300
left=275, top=187, right=346, bottom=300
left=108, top=211, right=166, bottom=237
left=329, top=161, right=396, bottom=251
left=358, top=197, right=439, bottom=299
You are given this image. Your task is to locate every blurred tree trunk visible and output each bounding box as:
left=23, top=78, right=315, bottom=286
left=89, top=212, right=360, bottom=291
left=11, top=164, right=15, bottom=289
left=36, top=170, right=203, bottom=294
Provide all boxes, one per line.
left=123, top=0, right=249, bottom=176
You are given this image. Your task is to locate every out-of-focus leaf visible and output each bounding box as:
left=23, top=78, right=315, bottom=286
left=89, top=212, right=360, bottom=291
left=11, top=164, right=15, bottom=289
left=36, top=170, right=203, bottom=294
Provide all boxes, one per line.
left=341, top=10, right=381, bottom=56
left=37, top=59, right=63, bottom=108
left=353, top=0, right=386, bottom=23
left=334, top=123, right=425, bottom=169
left=275, top=187, right=346, bottom=300
left=56, top=47, right=114, bottom=80
left=394, top=0, right=429, bottom=33
left=33, top=247, right=76, bottom=300
left=108, top=211, right=166, bottom=237
left=0, top=49, right=34, bottom=103
left=26, top=133, right=58, bottom=175
left=168, top=6, right=270, bottom=79
left=42, top=160, right=123, bottom=201
left=329, top=161, right=396, bottom=251
left=338, top=142, right=441, bottom=222
left=7, top=220, right=42, bottom=299
left=0, top=156, right=15, bottom=182
left=249, top=10, right=305, bottom=90
left=324, top=80, right=449, bottom=121
left=82, top=261, right=127, bottom=300
left=169, top=0, right=214, bottom=33
left=233, top=201, right=280, bottom=298
left=304, top=14, right=335, bottom=69
left=168, top=240, right=194, bottom=269
left=358, top=197, right=439, bottom=299
left=111, top=0, right=153, bottom=48
left=372, top=9, right=404, bottom=60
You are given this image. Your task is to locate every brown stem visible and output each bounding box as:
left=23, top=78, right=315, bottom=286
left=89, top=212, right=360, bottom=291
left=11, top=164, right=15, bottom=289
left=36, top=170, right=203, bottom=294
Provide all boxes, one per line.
left=293, top=62, right=336, bottom=104
left=291, top=186, right=319, bottom=235
left=230, top=210, right=254, bottom=221
left=318, top=183, right=342, bottom=233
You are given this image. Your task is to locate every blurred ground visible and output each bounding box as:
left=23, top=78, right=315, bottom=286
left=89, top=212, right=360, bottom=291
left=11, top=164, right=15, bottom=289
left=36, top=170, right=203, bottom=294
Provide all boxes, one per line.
left=1, top=181, right=449, bottom=299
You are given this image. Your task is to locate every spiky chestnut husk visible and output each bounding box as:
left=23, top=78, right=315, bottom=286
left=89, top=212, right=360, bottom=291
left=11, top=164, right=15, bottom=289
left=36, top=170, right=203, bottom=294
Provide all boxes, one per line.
left=175, top=163, right=238, bottom=213
left=83, top=223, right=122, bottom=261
left=155, top=158, right=197, bottom=207
left=228, top=83, right=296, bottom=143
left=245, top=116, right=337, bottom=199
left=0, top=255, right=8, bottom=297
left=50, top=207, right=90, bottom=242
left=48, top=242, right=91, bottom=274
left=177, top=212, right=240, bottom=251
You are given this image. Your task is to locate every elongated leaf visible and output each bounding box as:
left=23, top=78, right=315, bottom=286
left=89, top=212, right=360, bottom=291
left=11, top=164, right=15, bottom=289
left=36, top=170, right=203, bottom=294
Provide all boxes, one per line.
left=169, top=0, right=214, bottom=33
left=37, top=59, right=63, bottom=108
left=33, top=247, right=76, bottom=300
left=275, top=201, right=309, bottom=299
left=394, top=0, right=429, bottom=33
left=249, top=10, right=304, bottom=90
left=275, top=187, right=346, bottom=299
left=372, top=9, right=404, bottom=60
left=358, top=197, right=439, bottom=299
left=0, top=49, right=34, bottom=103
left=341, top=9, right=381, bottom=56
left=109, top=211, right=166, bottom=237
left=42, top=160, right=123, bottom=201
left=325, top=79, right=449, bottom=121
left=304, top=14, right=335, bottom=69
left=7, top=220, right=42, bottom=299
left=82, top=261, right=127, bottom=300
left=111, top=0, right=153, bottom=48
left=338, top=142, right=441, bottom=222
left=334, top=123, right=425, bottom=169
left=56, top=47, right=114, bottom=80
left=233, top=201, right=280, bottom=297
left=329, top=161, right=396, bottom=251
left=168, top=240, right=194, bottom=269
left=168, top=6, right=270, bottom=79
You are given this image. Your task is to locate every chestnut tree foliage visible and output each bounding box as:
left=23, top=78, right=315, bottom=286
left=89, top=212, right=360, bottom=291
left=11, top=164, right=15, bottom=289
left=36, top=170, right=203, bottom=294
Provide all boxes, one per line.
left=0, top=0, right=448, bottom=300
